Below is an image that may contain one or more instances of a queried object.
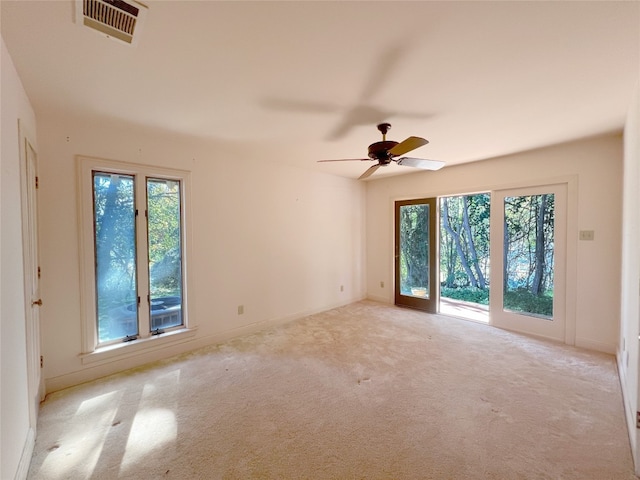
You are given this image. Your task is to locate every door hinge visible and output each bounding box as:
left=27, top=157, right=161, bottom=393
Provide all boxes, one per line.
left=35, top=176, right=39, bottom=189
left=636, top=411, right=640, bottom=429
left=40, top=355, right=43, bottom=368
left=38, top=266, right=41, bottom=279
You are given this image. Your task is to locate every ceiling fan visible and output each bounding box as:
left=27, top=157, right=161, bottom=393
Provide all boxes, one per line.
left=319, top=123, right=445, bottom=180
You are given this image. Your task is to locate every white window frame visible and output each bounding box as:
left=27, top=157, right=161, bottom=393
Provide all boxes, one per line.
left=77, top=156, right=196, bottom=364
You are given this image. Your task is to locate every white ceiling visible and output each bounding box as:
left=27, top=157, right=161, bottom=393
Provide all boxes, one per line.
left=2, top=1, right=639, bottom=179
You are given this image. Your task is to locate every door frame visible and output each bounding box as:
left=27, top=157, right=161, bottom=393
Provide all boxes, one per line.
left=394, top=197, right=438, bottom=313
left=490, top=183, right=568, bottom=342
left=389, top=175, right=578, bottom=346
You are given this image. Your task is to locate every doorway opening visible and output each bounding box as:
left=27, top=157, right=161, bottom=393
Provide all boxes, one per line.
left=439, top=193, right=490, bottom=323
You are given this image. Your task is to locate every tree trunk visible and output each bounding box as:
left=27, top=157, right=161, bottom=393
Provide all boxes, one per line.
left=442, top=199, right=478, bottom=288
left=461, top=196, right=486, bottom=289
left=443, top=237, right=456, bottom=288
left=531, top=194, right=547, bottom=296
left=503, top=214, right=509, bottom=293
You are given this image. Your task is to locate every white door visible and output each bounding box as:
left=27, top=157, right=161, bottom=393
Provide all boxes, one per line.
left=490, top=184, right=567, bottom=342
left=20, top=123, right=43, bottom=427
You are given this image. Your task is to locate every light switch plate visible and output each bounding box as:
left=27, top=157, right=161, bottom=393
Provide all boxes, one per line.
left=579, top=230, right=594, bottom=241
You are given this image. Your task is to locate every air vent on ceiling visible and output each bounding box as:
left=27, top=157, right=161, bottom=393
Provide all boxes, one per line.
left=75, top=0, right=148, bottom=46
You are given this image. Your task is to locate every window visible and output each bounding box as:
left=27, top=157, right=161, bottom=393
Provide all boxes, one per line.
left=78, top=157, right=193, bottom=360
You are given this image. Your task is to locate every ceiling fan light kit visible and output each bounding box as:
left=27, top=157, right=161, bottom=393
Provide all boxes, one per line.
left=319, top=123, right=444, bottom=180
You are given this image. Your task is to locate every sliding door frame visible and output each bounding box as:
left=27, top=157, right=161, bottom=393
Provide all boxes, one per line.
left=490, top=183, right=568, bottom=342
left=389, top=175, right=577, bottom=346
left=394, top=197, right=438, bottom=313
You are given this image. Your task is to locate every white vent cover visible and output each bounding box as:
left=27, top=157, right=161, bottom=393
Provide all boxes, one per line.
left=75, top=0, right=148, bottom=46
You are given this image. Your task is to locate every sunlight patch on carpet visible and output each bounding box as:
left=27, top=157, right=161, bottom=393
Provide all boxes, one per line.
left=120, top=370, right=180, bottom=475
left=38, top=390, right=121, bottom=478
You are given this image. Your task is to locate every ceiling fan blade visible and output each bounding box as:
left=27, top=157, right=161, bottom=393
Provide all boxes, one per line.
left=325, top=118, right=358, bottom=141
left=388, top=136, right=429, bottom=156
left=358, top=164, right=381, bottom=180
left=326, top=106, right=388, bottom=140
left=318, top=158, right=370, bottom=163
left=261, top=97, right=340, bottom=114
left=396, top=157, right=445, bottom=170
left=359, top=43, right=406, bottom=102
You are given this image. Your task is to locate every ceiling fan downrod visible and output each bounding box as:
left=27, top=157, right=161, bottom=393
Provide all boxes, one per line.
left=377, top=122, right=391, bottom=141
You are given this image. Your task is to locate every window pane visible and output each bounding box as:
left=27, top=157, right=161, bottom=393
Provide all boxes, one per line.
left=147, top=178, right=183, bottom=331
left=503, top=194, right=555, bottom=319
left=399, top=203, right=430, bottom=298
left=93, top=172, right=138, bottom=343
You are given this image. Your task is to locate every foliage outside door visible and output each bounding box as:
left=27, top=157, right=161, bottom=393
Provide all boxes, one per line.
left=440, top=193, right=490, bottom=307
left=503, top=193, right=555, bottom=318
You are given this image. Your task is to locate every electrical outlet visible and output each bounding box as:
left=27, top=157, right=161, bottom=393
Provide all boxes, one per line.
left=380, top=281, right=384, bottom=288
left=237, top=305, right=244, bottom=315
left=340, top=285, right=344, bottom=292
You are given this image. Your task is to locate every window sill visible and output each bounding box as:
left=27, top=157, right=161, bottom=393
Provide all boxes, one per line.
left=80, top=327, right=197, bottom=365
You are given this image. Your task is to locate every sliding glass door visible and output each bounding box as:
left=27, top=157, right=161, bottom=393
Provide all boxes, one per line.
left=490, top=184, right=567, bottom=341
left=394, top=185, right=567, bottom=342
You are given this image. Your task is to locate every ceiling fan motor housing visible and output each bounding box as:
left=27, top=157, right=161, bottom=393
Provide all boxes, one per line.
left=368, top=141, right=399, bottom=164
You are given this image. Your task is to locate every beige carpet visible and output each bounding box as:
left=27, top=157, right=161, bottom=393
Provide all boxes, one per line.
left=28, top=300, right=635, bottom=479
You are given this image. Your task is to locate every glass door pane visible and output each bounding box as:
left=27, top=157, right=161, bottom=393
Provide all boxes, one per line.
left=395, top=198, right=437, bottom=312
left=93, top=172, right=138, bottom=343
left=146, top=178, right=183, bottom=332
left=400, top=203, right=430, bottom=297
left=503, top=193, right=555, bottom=319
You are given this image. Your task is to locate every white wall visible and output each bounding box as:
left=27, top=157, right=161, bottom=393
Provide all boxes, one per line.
left=35, top=112, right=366, bottom=392
left=619, top=82, right=640, bottom=472
left=1, top=38, right=38, bottom=480
left=366, top=133, right=623, bottom=354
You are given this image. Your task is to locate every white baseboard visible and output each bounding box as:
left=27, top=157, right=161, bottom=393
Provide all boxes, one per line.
left=616, top=349, right=639, bottom=475
left=14, top=427, right=35, bottom=480
left=366, top=294, right=391, bottom=304
left=574, top=336, right=616, bottom=354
